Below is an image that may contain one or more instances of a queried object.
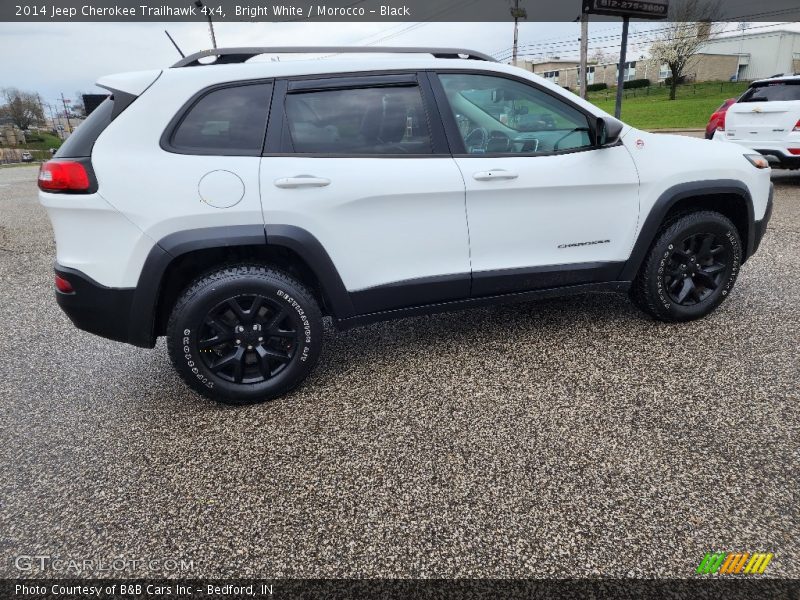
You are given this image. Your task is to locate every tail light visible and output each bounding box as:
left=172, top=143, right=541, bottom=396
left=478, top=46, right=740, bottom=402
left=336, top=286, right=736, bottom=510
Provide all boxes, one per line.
left=788, top=149, right=800, bottom=155
left=714, top=110, right=727, bottom=131
left=38, top=160, right=90, bottom=193
left=793, top=120, right=800, bottom=132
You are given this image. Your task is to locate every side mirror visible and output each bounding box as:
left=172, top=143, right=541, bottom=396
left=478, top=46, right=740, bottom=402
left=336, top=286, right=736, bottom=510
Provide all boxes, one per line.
left=595, top=117, right=624, bottom=147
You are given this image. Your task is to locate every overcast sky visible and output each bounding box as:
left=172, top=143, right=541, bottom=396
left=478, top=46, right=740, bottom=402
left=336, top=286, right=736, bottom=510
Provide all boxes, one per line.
left=0, top=20, right=655, bottom=104
left=0, top=18, right=771, bottom=108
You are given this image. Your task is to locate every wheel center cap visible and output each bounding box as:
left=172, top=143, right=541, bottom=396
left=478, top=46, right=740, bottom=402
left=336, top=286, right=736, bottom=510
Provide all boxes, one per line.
left=237, top=324, right=262, bottom=345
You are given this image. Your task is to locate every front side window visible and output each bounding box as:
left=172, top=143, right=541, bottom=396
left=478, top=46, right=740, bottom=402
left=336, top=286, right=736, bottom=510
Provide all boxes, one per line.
left=438, top=73, right=593, bottom=155
left=170, top=83, right=272, bottom=154
left=283, top=85, right=432, bottom=154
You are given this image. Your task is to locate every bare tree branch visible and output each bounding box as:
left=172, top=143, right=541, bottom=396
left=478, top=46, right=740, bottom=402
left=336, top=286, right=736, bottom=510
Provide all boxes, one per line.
left=648, top=0, right=724, bottom=100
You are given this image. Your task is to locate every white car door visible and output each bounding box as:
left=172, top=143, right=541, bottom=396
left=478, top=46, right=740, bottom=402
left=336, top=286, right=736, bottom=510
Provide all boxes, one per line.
left=259, top=75, right=470, bottom=315
left=433, top=72, right=641, bottom=296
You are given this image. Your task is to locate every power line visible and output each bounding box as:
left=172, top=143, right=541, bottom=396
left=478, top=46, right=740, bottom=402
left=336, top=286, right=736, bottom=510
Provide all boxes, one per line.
left=493, top=18, right=797, bottom=63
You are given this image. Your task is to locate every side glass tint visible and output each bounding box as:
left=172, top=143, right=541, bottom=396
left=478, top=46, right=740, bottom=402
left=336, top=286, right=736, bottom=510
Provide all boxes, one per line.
left=283, top=85, right=432, bottom=154
left=438, top=73, right=592, bottom=155
left=171, top=83, right=272, bottom=154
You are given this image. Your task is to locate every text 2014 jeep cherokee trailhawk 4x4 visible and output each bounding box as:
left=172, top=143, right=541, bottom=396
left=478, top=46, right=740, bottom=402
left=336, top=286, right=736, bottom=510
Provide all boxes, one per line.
left=39, top=47, right=773, bottom=404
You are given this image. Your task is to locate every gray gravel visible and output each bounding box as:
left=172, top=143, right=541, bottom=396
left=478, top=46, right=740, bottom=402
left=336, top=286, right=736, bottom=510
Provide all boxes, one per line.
left=0, top=165, right=798, bottom=579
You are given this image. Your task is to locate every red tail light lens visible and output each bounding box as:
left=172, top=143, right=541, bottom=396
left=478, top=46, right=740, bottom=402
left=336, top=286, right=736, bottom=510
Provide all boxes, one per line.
left=793, top=120, right=800, bottom=132
left=54, top=274, right=75, bottom=294
left=717, top=110, right=727, bottom=131
left=38, top=161, right=90, bottom=193
left=788, top=148, right=800, bottom=155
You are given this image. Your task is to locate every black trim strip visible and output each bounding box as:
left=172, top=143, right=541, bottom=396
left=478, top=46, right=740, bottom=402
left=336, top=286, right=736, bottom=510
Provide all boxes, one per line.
left=287, top=73, right=417, bottom=92
left=339, top=281, right=630, bottom=330
left=472, top=262, right=624, bottom=297
left=350, top=273, right=469, bottom=315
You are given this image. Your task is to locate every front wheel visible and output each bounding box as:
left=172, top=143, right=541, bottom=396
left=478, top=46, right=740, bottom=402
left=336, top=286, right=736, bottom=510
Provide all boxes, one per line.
left=166, top=265, right=322, bottom=404
left=631, top=211, right=742, bottom=322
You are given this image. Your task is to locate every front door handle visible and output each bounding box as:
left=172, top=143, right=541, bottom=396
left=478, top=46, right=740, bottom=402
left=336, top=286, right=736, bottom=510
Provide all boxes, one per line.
left=274, top=175, right=331, bottom=189
left=473, top=170, right=518, bottom=181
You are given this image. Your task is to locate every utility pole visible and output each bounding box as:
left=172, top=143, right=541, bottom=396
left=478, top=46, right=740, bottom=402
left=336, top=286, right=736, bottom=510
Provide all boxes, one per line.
left=194, top=0, right=217, bottom=49
left=36, top=94, right=46, bottom=127
left=614, top=16, right=630, bottom=119
left=60, top=92, right=73, bottom=135
left=579, top=11, right=589, bottom=99
left=510, top=0, right=527, bottom=66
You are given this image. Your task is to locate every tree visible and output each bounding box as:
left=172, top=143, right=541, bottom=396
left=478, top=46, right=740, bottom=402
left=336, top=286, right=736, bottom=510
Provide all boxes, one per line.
left=0, top=88, right=45, bottom=130
left=590, top=47, right=611, bottom=65
left=648, top=0, right=723, bottom=100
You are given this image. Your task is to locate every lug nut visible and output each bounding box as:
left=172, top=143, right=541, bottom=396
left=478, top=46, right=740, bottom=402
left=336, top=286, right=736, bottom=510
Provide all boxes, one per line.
left=258, top=337, right=263, bottom=342
left=248, top=345, right=253, bottom=350
left=235, top=339, right=241, bottom=344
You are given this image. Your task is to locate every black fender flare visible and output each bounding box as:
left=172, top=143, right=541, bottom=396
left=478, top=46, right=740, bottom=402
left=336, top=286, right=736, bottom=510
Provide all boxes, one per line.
left=127, top=224, right=353, bottom=348
left=617, top=179, right=755, bottom=282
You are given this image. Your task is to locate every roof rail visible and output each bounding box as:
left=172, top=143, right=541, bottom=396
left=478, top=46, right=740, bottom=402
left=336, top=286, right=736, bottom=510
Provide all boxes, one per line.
left=171, top=46, right=497, bottom=68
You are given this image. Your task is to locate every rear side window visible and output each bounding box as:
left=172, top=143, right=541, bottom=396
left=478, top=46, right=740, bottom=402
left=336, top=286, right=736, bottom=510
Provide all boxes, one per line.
left=282, top=86, right=432, bottom=155
left=739, top=81, right=800, bottom=103
left=55, top=97, right=112, bottom=158
left=169, top=83, right=272, bottom=155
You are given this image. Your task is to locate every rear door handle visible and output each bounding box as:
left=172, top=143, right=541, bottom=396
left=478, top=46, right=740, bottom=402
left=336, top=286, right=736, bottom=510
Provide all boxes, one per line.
left=274, top=175, right=331, bottom=189
left=473, top=170, right=518, bottom=181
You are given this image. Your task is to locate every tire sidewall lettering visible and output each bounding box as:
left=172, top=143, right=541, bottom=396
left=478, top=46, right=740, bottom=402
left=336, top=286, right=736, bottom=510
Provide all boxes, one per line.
left=181, top=328, right=214, bottom=389
left=276, top=289, right=313, bottom=362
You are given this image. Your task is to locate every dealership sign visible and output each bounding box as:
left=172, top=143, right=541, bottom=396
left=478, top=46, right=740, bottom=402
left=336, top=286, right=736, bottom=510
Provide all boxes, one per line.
left=583, top=0, right=669, bottom=19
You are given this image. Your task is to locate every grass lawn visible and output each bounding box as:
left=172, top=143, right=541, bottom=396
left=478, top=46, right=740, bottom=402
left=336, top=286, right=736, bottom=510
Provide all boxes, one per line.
left=586, top=81, right=750, bottom=130
left=17, top=131, right=64, bottom=152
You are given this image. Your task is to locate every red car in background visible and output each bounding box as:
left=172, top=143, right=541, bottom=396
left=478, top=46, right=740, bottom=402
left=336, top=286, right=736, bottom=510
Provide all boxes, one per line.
left=705, top=98, right=737, bottom=139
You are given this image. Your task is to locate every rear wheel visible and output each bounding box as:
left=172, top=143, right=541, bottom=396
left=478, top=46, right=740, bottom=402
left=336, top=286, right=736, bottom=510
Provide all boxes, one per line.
left=166, top=265, right=322, bottom=404
left=631, top=211, right=742, bottom=322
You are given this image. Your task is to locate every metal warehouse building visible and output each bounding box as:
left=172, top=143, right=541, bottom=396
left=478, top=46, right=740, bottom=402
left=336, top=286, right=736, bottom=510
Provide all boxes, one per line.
left=698, top=25, right=800, bottom=81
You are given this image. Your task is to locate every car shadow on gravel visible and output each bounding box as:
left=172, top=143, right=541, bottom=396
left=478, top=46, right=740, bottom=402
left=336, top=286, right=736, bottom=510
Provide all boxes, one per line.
left=312, top=291, right=643, bottom=384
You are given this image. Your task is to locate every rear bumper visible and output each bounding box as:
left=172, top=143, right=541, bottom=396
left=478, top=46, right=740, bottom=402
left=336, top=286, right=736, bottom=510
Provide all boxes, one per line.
left=54, top=264, right=138, bottom=346
left=752, top=184, right=773, bottom=255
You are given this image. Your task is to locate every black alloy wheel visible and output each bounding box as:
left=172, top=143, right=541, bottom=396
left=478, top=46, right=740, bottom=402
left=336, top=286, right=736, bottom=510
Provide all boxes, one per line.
left=663, top=232, right=730, bottom=307
left=166, top=265, right=322, bottom=404
left=631, top=210, right=742, bottom=322
left=199, top=295, right=298, bottom=384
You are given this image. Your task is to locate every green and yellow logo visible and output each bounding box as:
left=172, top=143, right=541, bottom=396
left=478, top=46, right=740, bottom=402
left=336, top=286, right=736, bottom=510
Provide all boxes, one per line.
left=696, top=552, right=773, bottom=575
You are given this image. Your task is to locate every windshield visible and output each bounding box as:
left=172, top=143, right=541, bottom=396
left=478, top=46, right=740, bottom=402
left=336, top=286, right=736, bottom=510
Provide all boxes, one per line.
left=739, top=81, right=800, bottom=103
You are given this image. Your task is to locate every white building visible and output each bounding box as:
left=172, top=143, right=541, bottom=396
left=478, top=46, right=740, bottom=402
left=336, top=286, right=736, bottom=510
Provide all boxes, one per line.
left=699, top=25, right=800, bottom=81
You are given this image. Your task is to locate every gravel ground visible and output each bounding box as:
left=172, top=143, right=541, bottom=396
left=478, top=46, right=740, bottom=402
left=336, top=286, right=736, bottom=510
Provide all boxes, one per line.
left=0, top=165, right=798, bottom=579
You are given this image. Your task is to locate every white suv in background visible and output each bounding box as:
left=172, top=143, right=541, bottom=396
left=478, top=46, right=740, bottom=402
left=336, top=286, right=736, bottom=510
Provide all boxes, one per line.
left=38, top=47, right=773, bottom=405
left=715, top=75, right=800, bottom=169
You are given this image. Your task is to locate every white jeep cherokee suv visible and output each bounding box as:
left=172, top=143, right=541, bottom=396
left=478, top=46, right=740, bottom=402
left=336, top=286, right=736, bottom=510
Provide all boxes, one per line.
left=714, top=74, right=800, bottom=169
left=38, top=47, right=773, bottom=405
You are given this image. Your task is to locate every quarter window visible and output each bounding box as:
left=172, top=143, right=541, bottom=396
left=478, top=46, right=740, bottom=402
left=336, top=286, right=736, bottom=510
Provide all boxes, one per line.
left=438, top=73, right=593, bottom=155
left=170, top=83, right=272, bottom=154
left=283, top=85, right=432, bottom=154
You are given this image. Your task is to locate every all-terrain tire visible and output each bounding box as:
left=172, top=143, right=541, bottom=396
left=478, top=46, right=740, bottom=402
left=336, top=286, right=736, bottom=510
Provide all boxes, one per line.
left=631, top=211, right=742, bottom=322
left=166, top=265, right=323, bottom=404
